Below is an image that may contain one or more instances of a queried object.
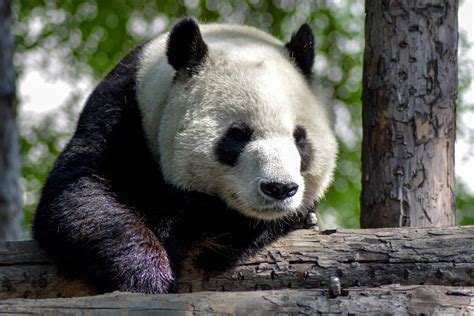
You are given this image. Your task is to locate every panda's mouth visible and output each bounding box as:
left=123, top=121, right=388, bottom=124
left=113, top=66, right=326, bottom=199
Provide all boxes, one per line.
left=257, top=204, right=293, bottom=214
left=251, top=204, right=299, bottom=220
left=227, top=192, right=300, bottom=220
left=259, top=199, right=299, bottom=213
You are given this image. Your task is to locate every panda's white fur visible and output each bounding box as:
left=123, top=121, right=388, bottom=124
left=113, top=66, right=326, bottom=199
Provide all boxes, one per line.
left=137, top=23, right=337, bottom=221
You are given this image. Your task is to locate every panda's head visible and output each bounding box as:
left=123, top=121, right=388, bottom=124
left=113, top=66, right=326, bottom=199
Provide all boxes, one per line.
left=139, top=18, right=337, bottom=221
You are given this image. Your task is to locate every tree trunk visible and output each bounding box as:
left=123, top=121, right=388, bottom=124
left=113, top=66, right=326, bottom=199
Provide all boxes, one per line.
left=0, top=0, right=22, bottom=240
left=361, top=0, right=457, bottom=228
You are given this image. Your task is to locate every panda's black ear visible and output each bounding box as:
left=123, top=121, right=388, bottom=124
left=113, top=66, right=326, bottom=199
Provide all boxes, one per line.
left=285, top=23, right=315, bottom=80
left=167, top=18, right=208, bottom=74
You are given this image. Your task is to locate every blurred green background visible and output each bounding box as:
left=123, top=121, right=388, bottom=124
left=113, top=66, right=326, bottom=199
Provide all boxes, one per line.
left=13, top=0, right=474, bottom=233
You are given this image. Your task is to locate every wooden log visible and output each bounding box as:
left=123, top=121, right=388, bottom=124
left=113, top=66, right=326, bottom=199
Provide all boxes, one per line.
left=0, top=285, right=472, bottom=315
left=181, top=225, right=474, bottom=293
left=0, top=241, right=96, bottom=299
left=1, top=226, right=473, bottom=299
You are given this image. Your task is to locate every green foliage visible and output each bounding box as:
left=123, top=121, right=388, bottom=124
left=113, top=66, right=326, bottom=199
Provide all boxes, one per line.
left=457, top=182, right=474, bottom=225
left=19, top=97, right=81, bottom=232
left=14, top=0, right=473, bottom=231
left=20, top=115, right=62, bottom=231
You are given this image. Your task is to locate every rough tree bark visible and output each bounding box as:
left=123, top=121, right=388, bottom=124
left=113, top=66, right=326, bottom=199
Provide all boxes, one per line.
left=0, top=0, right=22, bottom=240
left=361, top=0, right=457, bottom=228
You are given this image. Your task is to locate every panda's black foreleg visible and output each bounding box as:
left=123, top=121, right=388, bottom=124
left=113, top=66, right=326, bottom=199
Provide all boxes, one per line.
left=190, top=211, right=307, bottom=272
left=192, top=240, right=242, bottom=272
left=32, top=175, right=176, bottom=294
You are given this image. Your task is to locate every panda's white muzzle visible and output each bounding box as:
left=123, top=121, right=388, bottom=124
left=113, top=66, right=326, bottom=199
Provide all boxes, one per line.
left=229, top=137, right=305, bottom=220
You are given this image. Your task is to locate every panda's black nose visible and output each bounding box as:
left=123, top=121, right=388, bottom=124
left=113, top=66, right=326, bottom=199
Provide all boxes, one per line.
left=260, top=182, right=299, bottom=200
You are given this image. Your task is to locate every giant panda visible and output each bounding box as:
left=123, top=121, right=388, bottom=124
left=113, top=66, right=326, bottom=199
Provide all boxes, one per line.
left=32, top=17, right=337, bottom=294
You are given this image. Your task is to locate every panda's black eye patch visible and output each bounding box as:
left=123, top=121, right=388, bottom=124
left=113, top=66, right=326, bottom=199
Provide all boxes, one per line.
left=215, top=121, right=253, bottom=167
left=293, top=126, right=313, bottom=172
left=227, top=122, right=253, bottom=142
left=293, top=126, right=307, bottom=144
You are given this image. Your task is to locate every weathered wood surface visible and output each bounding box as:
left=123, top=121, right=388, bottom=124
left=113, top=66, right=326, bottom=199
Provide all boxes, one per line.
left=1, top=226, right=473, bottom=299
left=181, top=225, right=474, bottom=293
left=0, top=286, right=472, bottom=315
left=0, top=240, right=97, bottom=299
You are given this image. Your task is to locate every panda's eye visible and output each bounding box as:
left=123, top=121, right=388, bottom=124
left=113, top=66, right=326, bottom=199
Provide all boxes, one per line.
left=293, top=125, right=313, bottom=172
left=293, top=126, right=307, bottom=144
left=227, top=122, right=253, bottom=142
left=215, top=121, right=253, bottom=167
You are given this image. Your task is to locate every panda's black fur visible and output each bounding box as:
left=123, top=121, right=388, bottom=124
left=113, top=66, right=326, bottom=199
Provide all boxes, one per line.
left=32, top=18, right=318, bottom=294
